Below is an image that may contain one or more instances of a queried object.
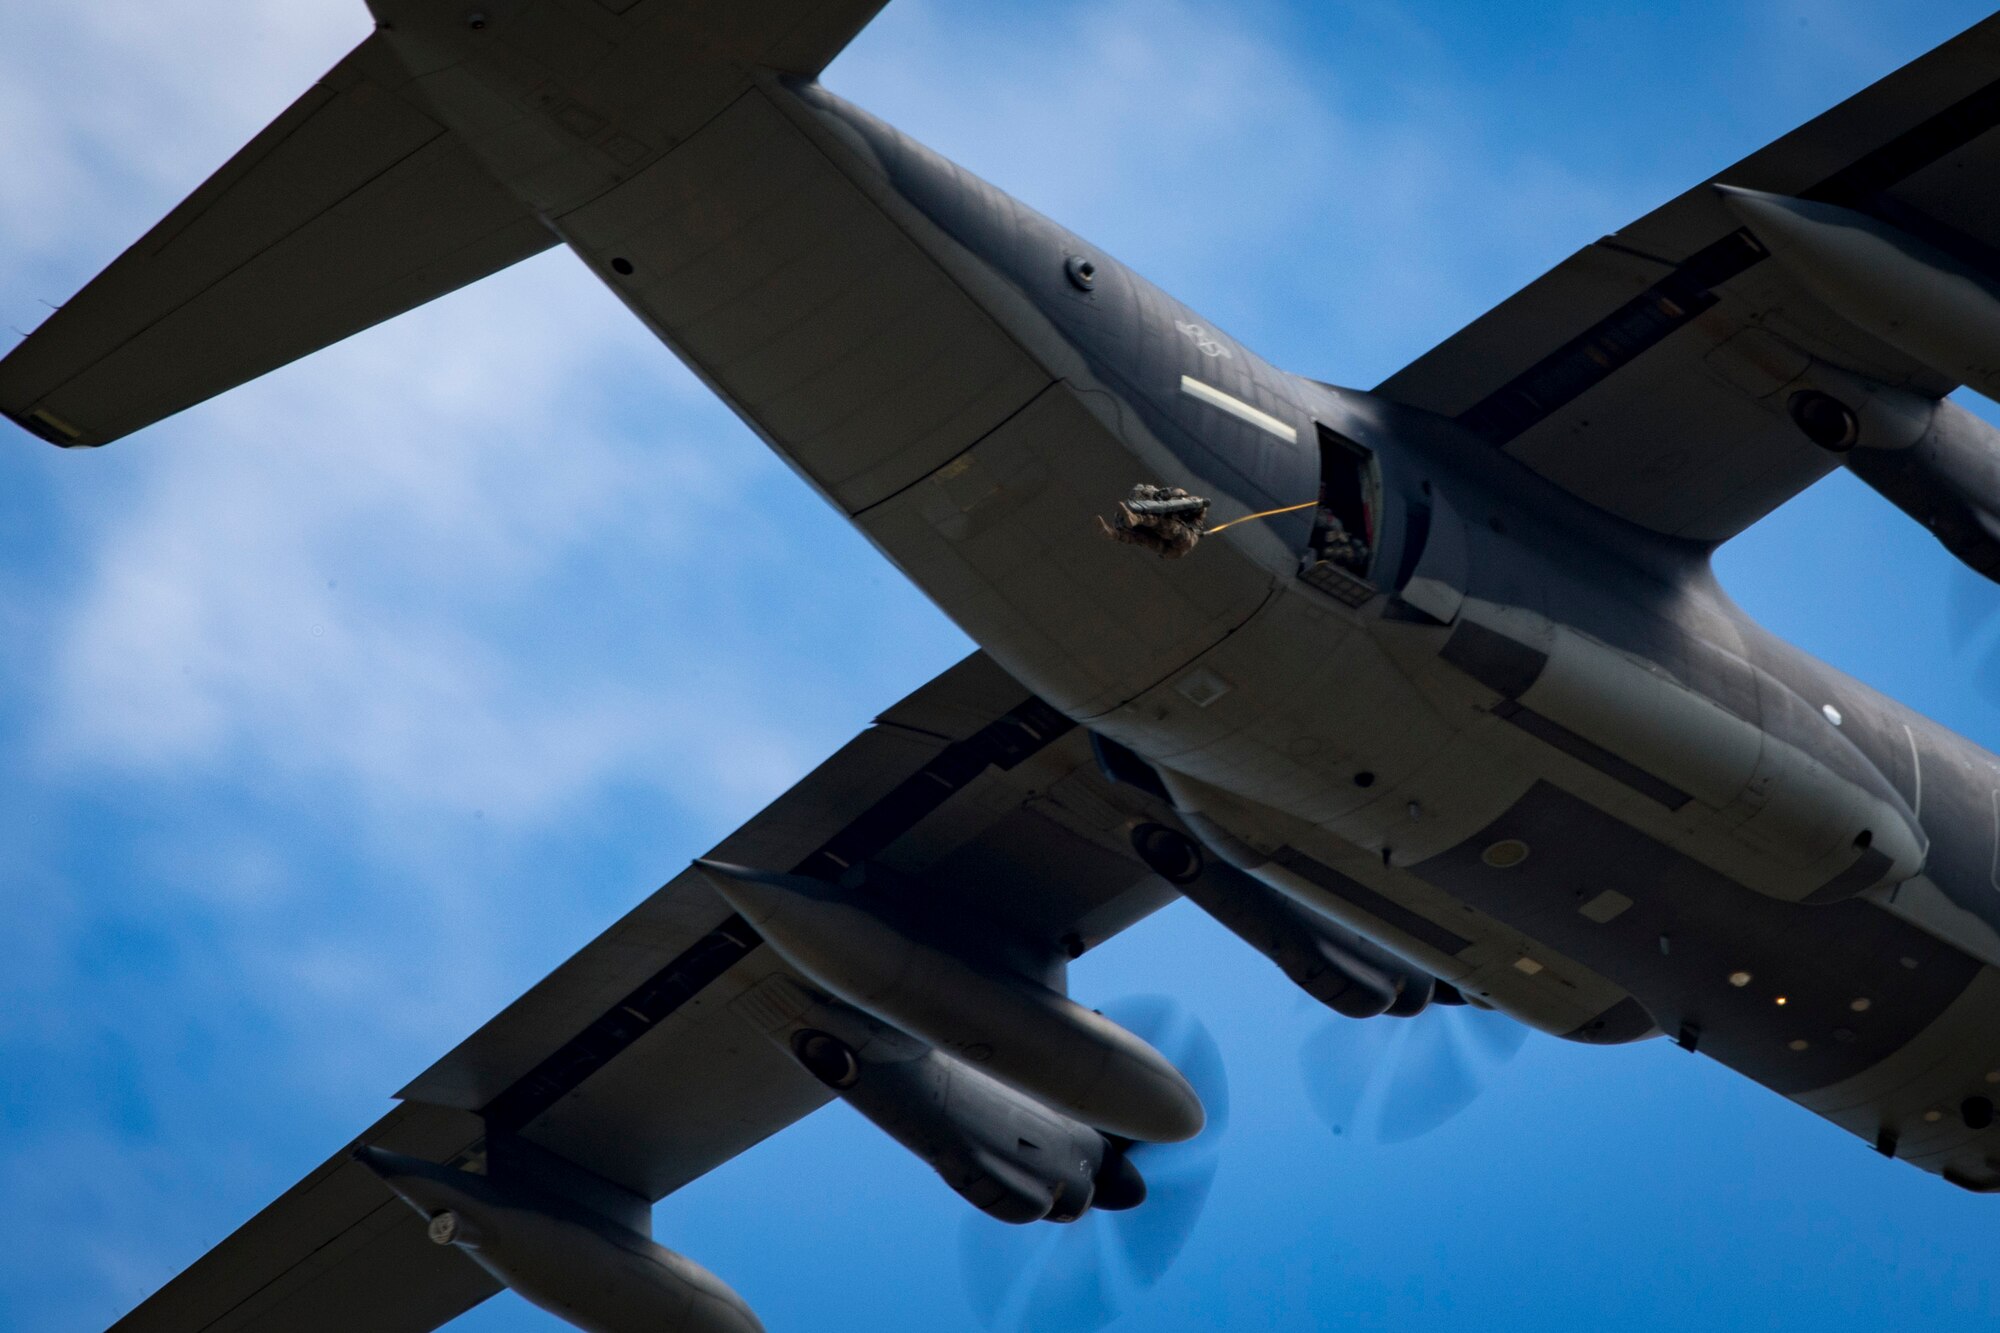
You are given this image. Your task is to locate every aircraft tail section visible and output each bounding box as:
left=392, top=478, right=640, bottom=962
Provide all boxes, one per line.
left=0, top=31, right=555, bottom=449
left=2, top=1, right=898, bottom=451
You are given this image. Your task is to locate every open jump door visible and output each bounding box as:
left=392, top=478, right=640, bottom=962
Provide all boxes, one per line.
left=1298, top=423, right=1383, bottom=606
left=1297, top=422, right=1467, bottom=622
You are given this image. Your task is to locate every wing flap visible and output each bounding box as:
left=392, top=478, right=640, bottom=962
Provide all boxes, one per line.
left=396, top=720, right=945, bottom=1115
left=514, top=943, right=836, bottom=1198
left=1381, top=241, right=1669, bottom=422
left=1377, top=14, right=2000, bottom=541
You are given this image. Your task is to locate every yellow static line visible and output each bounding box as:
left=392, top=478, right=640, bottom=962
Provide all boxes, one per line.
left=1205, top=500, right=1317, bottom=534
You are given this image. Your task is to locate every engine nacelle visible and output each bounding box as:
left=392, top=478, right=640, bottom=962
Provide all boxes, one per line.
left=696, top=858, right=1204, bottom=1143
left=1128, top=821, right=1442, bottom=1018
left=787, top=1024, right=1142, bottom=1224
left=358, top=1142, right=762, bottom=1333
left=1718, top=186, right=2000, bottom=402
left=1839, top=395, right=2000, bottom=584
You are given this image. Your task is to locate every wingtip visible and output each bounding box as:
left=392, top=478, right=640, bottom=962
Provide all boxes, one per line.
left=4, top=406, right=99, bottom=448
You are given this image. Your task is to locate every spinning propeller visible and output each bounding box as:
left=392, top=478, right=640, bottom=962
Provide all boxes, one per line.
left=958, top=996, right=1229, bottom=1333
left=1300, top=1001, right=1528, bottom=1145
left=1948, top=563, right=2000, bottom=697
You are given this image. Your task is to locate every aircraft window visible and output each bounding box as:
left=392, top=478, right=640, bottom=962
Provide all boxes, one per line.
left=1313, top=424, right=1378, bottom=577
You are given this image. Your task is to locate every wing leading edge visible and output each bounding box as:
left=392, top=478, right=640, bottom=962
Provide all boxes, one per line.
left=1376, top=14, right=2000, bottom=542
left=106, top=653, right=1183, bottom=1332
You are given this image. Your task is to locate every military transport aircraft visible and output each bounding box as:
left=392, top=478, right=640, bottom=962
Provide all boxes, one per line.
left=10, top=2, right=2000, bottom=1330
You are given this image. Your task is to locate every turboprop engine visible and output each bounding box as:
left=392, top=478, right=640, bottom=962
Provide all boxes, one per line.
left=1086, top=737, right=1448, bottom=1017
left=1841, top=395, right=2000, bottom=584
left=695, top=859, right=1205, bottom=1143
left=786, top=1021, right=1144, bottom=1224
left=1715, top=186, right=2000, bottom=585
left=1717, top=186, right=2000, bottom=404
left=358, top=1138, right=761, bottom=1333
left=1778, top=382, right=2000, bottom=586
left=1126, top=820, right=1447, bottom=1019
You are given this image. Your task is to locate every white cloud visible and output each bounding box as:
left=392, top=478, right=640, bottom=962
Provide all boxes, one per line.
left=0, top=1, right=1769, bottom=1322
left=0, top=1, right=366, bottom=260
left=0, top=0, right=1630, bottom=1171
left=35, top=251, right=813, bottom=827
left=0, top=22, right=945, bottom=1277
left=9, top=0, right=1635, bottom=855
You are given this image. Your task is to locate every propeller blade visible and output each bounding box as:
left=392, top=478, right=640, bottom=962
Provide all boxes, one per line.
left=1949, top=562, right=1992, bottom=657
left=959, top=1217, right=1125, bottom=1333
left=961, top=1216, right=1047, bottom=1326
left=1108, top=1150, right=1219, bottom=1286
left=1300, top=1003, right=1526, bottom=1145
left=1944, top=564, right=2000, bottom=718
left=1458, top=1002, right=1531, bottom=1062
left=1374, top=1012, right=1482, bottom=1144
left=1297, top=1010, right=1394, bottom=1139
left=1019, top=1224, right=1118, bottom=1333
left=959, top=995, right=1228, bottom=1333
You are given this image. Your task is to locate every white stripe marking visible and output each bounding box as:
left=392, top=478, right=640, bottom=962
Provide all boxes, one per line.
left=1179, top=375, right=1299, bottom=443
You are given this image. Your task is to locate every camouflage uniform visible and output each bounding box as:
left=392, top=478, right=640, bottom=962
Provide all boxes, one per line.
left=1098, top=483, right=1211, bottom=558
left=1317, top=514, right=1371, bottom=574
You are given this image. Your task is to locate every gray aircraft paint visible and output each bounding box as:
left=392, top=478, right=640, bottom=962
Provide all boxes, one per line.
left=359, top=1142, right=765, bottom=1333
left=541, top=75, right=2000, bottom=1183
left=19, top=10, right=2000, bottom=1327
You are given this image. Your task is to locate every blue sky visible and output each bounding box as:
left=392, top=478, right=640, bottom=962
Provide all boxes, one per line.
left=5, top=1, right=2000, bottom=1330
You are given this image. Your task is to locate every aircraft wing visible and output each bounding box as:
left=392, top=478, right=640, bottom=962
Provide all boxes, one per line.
left=1374, top=14, right=2000, bottom=542
left=105, top=652, right=1179, bottom=1333
left=0, top=1, right=889, bottom=450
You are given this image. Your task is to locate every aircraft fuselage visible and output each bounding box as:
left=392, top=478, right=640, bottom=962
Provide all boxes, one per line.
left=386, top=25, right=2000, bottom=1188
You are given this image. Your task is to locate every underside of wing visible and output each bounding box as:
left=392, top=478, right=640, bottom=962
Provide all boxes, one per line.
left=103, top=653, right=1183, bottom=1332
left=1376, top=14, right=2000, bottom=543
left=107, top=1103, right=502, bottom=1333
left=396, top=652, right=1176, bottom=1196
